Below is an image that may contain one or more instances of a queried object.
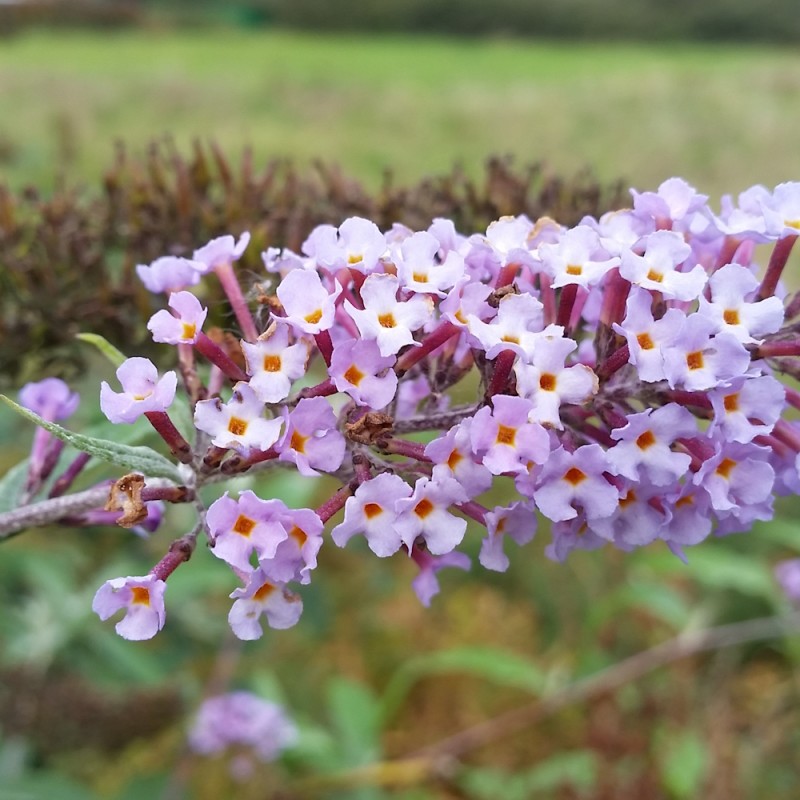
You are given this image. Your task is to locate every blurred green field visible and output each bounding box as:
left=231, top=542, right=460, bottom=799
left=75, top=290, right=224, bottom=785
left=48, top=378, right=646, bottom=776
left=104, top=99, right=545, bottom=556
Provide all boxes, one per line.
left=3, top=27, right=800, bottom=800
left=1, top=30, right=800, bottom=197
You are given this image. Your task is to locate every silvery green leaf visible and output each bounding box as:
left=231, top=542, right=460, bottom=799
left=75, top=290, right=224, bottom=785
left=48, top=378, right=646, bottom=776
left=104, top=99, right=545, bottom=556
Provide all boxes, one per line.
left=0, top=459, right=29, bottom=513
left=75, top=332, right=127, bottom=368
left=0, top=395, right=182, bottom=482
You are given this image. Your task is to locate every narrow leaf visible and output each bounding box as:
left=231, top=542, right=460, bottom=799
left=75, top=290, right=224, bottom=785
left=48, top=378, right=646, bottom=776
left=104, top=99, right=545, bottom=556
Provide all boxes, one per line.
left=0, top=460, right=29, bottom=513
left=75, top=332, right=127, bottom=368
left=0, top=395, right=181, bottom=482
left=381, top=646, right=545, bottom=723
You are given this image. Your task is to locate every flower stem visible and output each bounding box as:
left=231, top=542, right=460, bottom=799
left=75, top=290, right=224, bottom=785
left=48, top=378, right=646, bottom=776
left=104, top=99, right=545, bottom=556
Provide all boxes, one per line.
left=757, top=234, right=798, bottom=300
left=150, top=529, right=198, bottom=582
left=195, top=332, right=249, bottom=383
left=48, top=451, right=91, bottom=498
left=753, top=340, right=800, bottom=359
left=596, top=344, right=630, bottom=381
left=485, top=349, right=517, bottom=400
left=395, top=321, right=460, bottom=377
left=556, top=283, right=579, bottom=330
left=145, top=411, right=193, bottom=464
left=314, top=330, right=334, bottom=367
left=316, top=484, right=353, bottom=524
left=214, top=261, right=259, bottom=342
left=380, top=437, right=432, bottom=462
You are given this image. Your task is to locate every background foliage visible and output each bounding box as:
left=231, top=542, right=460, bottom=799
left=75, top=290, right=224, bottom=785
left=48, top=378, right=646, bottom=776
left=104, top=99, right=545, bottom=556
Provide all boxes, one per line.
left=1, top=18, right=800, bottom=800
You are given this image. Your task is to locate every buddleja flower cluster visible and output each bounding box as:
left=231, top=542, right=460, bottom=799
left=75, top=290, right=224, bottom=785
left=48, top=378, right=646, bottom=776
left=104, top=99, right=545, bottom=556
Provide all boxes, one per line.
left=16, top=178, right=800, bottom=641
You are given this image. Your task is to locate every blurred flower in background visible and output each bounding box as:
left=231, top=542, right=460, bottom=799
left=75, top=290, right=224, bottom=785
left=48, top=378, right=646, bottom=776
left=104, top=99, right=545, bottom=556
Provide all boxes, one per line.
left=188, top=692, right=297, bottom=780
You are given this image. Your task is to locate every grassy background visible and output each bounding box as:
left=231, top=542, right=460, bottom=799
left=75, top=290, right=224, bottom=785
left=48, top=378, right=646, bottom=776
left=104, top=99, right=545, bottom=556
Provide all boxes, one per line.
left=2, top=28, right=800, bottom=800
left=1, top=30, right=800, bottom=198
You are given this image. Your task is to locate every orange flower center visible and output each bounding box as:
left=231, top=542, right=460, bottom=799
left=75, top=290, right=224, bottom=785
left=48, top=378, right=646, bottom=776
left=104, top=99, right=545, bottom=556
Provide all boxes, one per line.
left=289, top=525, right=307, bottom=546
left=686, top=351, right=704, bottom=371
left=637, top=333, right=655, bottom=351
left=723, top=309, right=740, bottom=326
left=253, top=582, right=275, bottom=602
left=228, top=416, right=248, bottom=436
left=363, top=502, right=383, bottom=519
left=263, top=354, right=282, bottom=372
left=290, top=431, right=308, bottom=453
left=716, top=458, right=736, bottom=479
left=233, top=514, right=257, bottom=536
left=447, top=449, right=463, bottom=470
left=564, top=467, right=587, bottom=485
left=344, top=364, right=365, bottom=386
left=723, top=393, right=739, bottom=412
left=496, top=424, right=516, bottom=446
left=130, top=586, right=150, bottom=605
left=539, top=373, right=557, bottom=391
left=414, top=498, right=435, bottom=519
left=636, top=430, right=656, bottom=450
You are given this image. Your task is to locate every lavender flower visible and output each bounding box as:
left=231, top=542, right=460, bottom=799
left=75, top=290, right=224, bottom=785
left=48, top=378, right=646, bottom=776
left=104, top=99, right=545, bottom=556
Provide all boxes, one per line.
left=92, top=574, right=167, bottom=640
left=189, top=691, right=297, bottom=762
left=100, top=358, right=177, bottom=424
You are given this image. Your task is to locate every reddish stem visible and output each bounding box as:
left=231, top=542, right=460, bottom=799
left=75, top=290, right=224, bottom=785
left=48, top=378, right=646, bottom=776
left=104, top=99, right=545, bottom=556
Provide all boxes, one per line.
left=599, top=269, right=631, bottom=328
left=381, top=437, right=432, bottom=462
left=773, top=420, right=800, bottom=452
left=314, top=330, right=334, bottom=367
left=486, top=349, right=517, bottom=400
left=785, top=387, right=800, bottom=411
left=757, top=234, right=798, bottom=300
left=713, top=236, right=741, bottom=270
left=316, top=484, right=353, bottom=524
left=662, top=390, right=713, bottom=411
left=141, top=485, right=195, bottom=503
left=596, top=344, right=630, bottom=381
left=676, top=436, right=715, bottom=470
left=395, top=321, right=460, bottom=376
left=456, top=501, right=488, bottom=526
left=145, top=411, right=193, bottom=464
left=556, top=283, right=579, bottom=330
left=195, top=332, right=249, bottom=382
left=221, top=447, right=279, bottom=475
left=352, top=452, right=372, bottom=485
left=214, top=261, right=259, bottom=342
left=495, top=262, right=520, bottom=289
left=178, top=342, right=205, bottom=405
left=754, top=340, right=800, bottom=359
left=297, top=378, right=337, bottom=401
left=150, top=532, right=197, bottom=582
left=539, top=274, right=556, bottom=326
left=48, top=451, right=91, bottom=498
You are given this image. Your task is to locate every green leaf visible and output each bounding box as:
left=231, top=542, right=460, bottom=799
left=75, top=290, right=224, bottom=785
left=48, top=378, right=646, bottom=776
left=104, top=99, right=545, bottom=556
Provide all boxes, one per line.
left=381, top=646, right=546, bottom=724
left=327, top=677, right=382, bottom=767
left=0, top=460, right=29, bottom=513
left=461, top=750, right=597, bottom=800
left=75, top=332, right=127, bottom=368
left=757, top=518, right=800, bottom=551
left=659, top=729, right=708, bottom=799
left=0, top=772, right=98, bottom=800
left=589, top=579, right=691, bottom=631
left=646, top=545, right=777, bottom=601
left=0, top=395, right=182, bottom=482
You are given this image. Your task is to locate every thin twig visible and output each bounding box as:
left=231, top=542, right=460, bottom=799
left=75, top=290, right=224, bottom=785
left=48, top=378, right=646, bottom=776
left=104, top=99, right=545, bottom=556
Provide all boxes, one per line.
left=281, top=613, right=800, bottom=797
left=413, top=613, right=800, bottom=760
left=0, top=478, right=176, bottom=540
